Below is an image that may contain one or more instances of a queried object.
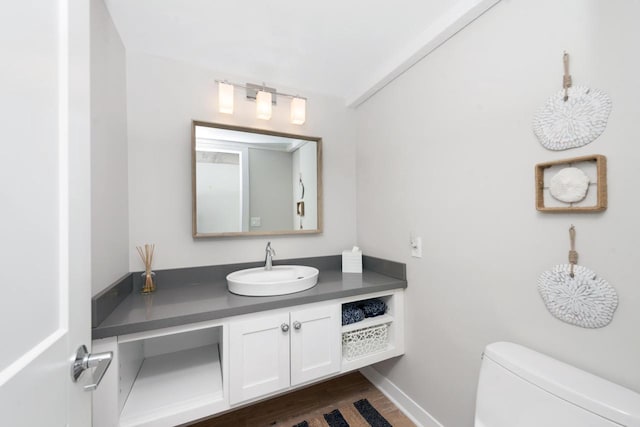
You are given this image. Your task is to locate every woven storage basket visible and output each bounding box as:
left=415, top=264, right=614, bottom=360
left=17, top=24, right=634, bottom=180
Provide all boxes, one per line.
left=342, top=323, right=389, bottom=360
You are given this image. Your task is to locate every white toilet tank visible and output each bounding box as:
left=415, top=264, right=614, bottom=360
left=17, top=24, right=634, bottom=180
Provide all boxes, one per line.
left=475, top=342, right=640, bottom=427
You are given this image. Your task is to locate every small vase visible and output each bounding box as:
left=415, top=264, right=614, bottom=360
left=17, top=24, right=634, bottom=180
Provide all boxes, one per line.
left=141, top=271, right=156, bottom=294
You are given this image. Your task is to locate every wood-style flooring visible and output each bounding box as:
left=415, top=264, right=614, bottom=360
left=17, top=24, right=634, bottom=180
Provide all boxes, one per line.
left=188, top=372, right=416, bottom=427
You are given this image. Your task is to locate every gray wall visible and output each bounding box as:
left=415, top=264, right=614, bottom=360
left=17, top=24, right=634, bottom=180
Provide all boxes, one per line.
left=292, top=142, right=318, bottom=230
left=90, top=0, right=129, bottom=295
left=355, top=1, right=640, bottom=425
left=249, top=148, right=293, bottom=231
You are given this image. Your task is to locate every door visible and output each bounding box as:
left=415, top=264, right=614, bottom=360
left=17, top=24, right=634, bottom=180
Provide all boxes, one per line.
left=0, top=0, right=92, bottom=426
left=290, top=304, right=341, bottom=386
left=229, top=312, right=291, bottom=404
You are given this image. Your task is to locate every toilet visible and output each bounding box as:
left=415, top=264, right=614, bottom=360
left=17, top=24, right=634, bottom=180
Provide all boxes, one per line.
left=475, top=342, right=640, bottom=426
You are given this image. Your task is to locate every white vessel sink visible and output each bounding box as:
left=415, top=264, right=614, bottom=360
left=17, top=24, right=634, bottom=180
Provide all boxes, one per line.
left=227, top=265, right=319, bottom=296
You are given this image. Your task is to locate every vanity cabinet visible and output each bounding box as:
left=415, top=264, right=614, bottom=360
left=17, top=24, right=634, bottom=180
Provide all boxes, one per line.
left=92, top=288, right=404, bottom=427
left=229, top=303, right=341, bottom=405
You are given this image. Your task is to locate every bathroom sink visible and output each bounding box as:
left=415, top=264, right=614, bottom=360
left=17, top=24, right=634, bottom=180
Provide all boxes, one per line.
left=226, top=265, right=319, bottom=296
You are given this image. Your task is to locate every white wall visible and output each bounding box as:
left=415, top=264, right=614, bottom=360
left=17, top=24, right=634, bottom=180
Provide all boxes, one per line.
left=91, top=0, right=129, bottom=295
left=355, top=1, right=640, bottom=426
left=126, top=52, right=357, bottom=270
left=196, top=160, right=241, bottom=233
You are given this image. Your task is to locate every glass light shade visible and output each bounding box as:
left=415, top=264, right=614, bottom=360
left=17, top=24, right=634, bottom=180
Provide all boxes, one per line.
left=290, top=97, right=306, bottom=125
left=218, top=82, right=234, bottom=114
left=256, top=90, right=272, bottom=120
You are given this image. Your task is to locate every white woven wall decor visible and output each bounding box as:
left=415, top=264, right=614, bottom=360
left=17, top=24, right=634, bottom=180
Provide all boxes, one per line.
left=538, top=264, right=617, bottom=328
left=549, top=167, right=590, bottom=203
left=533, top=86, right=612, bottom=151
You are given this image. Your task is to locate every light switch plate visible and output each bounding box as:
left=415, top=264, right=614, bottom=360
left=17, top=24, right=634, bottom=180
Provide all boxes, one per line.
left=250, top=217, right=261, bottom=227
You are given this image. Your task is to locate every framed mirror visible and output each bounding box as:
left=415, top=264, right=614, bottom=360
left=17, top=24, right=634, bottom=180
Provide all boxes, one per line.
left=192, top=121, right=323, bottom=237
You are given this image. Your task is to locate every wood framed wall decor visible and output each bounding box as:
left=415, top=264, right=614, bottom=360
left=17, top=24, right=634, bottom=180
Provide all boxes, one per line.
left=535, top=155, right=607, bottom=212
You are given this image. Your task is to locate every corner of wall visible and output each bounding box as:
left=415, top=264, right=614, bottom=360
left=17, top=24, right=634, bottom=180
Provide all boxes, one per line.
left=359, top=366, right=444, bottom=427
left=90, top=0, right=130, bottom=295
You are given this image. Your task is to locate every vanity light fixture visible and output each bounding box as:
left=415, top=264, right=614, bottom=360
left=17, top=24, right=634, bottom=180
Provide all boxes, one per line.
left=290, top=97, right=306, bottom=125
left=255, top=90, right=273, bottom=120
left=215, top=80, right=307, bottom=125
left=217, top=82, right=234, bottom=114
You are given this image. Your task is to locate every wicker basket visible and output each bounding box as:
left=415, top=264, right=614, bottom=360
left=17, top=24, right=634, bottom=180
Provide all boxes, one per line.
left=342, top=323, right=389, bottom=361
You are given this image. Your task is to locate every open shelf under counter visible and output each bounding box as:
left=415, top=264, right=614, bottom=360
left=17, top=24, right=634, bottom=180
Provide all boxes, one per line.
left=339, top=290, right=405, bottom=372
left=119, top=344, right=225, bottom=427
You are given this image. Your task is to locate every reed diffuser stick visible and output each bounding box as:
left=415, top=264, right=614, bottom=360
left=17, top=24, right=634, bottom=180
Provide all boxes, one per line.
left=136, top=243, right=156, bottom=293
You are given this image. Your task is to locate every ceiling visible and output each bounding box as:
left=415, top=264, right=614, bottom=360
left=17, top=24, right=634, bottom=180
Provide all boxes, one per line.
left=105, top=0, right=498, bottom=106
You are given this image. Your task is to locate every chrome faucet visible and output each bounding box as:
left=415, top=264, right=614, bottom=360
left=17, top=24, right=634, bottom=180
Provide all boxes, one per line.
left=264, top=241, right=276, bottom=270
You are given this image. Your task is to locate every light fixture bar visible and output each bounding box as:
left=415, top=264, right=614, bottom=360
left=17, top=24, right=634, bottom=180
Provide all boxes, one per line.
left=246, top=83, right=277, bottom=105
left=214, top=79, right=307, bottom=102
left=215, top=79, right=307, bottom=124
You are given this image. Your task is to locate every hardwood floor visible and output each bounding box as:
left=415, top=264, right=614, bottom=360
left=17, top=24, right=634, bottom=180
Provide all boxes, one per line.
left=188, top=372, right=416, bottom=427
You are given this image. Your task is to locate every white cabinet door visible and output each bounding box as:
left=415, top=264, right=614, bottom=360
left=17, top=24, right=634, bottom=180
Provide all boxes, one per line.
left=229, top=303, right=341, bottom=405
left=0, top=1, right=92, bottom=426
left=290, top=305, right=341, bottom=386
left=229, top=312, right=290, bottom=405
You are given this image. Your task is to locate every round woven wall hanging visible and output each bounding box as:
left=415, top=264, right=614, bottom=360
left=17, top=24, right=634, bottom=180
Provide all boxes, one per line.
left=533, top=86, right=612, bottom=151
left=538, top=226, right=617, bottom=328
left=532, top=53, right=612, bottom=151
left=538, top=264, right=617, bottom=328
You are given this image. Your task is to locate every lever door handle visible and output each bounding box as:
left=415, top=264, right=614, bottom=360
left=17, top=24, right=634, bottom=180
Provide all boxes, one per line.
left=71, top=345, right=113, bottom=391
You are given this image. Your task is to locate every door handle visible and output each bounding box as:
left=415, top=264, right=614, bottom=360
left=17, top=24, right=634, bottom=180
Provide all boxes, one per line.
left=71, top=345, right=113, bottom=391
left=293, top=321, right=302, bottom=330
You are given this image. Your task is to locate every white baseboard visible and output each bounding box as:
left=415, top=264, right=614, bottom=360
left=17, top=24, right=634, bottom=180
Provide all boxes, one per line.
left=360, top=366, right=444, bottom=427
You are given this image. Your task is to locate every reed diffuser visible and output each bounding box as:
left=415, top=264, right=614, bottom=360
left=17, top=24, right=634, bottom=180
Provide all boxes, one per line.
left=136, top=244, right=156, bottom=293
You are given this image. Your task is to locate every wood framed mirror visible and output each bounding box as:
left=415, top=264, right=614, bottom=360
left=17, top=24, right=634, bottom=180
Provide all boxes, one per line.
left=192, top=121, right=323, bottom=237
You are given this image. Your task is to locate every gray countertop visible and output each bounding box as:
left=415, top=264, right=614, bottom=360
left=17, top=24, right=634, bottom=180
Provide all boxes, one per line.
left=92, top=268, right=407, bottom=339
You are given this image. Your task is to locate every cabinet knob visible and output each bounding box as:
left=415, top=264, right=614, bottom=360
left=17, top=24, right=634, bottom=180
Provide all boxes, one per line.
left=293, top=321, right=302, bottom=330
left=281, top=323, right=290, bottom=332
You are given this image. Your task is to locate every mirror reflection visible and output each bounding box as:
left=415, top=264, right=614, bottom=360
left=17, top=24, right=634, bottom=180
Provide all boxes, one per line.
left=192, top=121, right=322, bottom=237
